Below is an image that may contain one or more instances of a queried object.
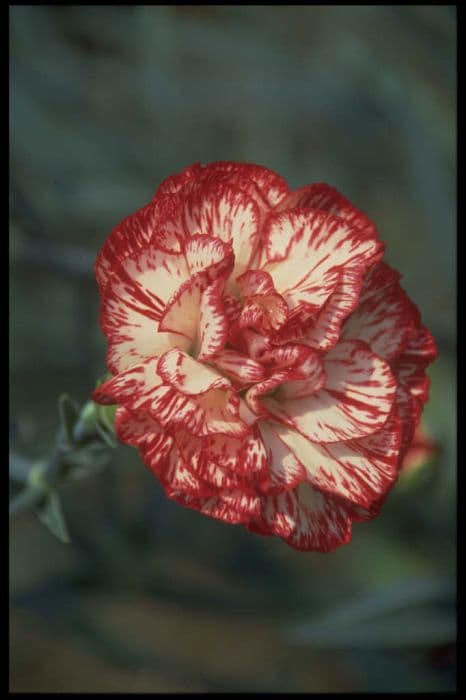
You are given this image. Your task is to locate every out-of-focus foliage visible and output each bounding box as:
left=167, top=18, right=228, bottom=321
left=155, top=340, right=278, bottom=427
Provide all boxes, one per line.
left=10, top=5, right=456, bottom=693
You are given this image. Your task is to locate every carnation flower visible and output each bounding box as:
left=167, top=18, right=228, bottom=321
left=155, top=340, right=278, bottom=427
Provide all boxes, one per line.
left=93, top=161, right=437, bottom=551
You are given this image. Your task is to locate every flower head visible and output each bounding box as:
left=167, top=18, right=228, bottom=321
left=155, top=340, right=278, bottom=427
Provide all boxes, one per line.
left=93, top=161, right=437, bottom=551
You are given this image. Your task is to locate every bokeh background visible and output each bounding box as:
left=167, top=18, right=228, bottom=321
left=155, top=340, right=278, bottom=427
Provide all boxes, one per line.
left=10, top=5, right=456, bottom=693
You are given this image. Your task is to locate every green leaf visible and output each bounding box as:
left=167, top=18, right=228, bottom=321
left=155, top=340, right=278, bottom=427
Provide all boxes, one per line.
left=36, top=491, right=70, bottom=544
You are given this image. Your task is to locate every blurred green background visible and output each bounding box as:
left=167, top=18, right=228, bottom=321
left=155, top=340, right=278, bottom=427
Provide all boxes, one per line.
left=9, top=5, right=456, bottom=693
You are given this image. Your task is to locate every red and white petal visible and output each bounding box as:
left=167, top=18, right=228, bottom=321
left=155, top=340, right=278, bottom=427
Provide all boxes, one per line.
left=92, top=357, right=163, bottom=408
left=156, top=349, right=248, bottom=437
left=274, top=183, right=377, bottom=239
left=92, top=359, right=214, bottom=434
left=157, top=348, right=230, bottom=395
left=105, top=322, right=190, bottom=374
left=264, top=345, right=326, bottom=400
left=236, top=269, right=288, bottom=332
left=274, top=340, right=397, bottom=443
left=393, top=325, right=438, bottom=403
left=198, top=161, right=290, bottom=209
left=159, top=241, right=232, bottom=348
left=182, top=234, right=234, bottom=280
left=238, top=294, right=289, bottom=333
left=162, top=447, right=214, bottom=497
left=101, top=256, right=192, bottom=370
left=96, top=197, right=180, bottom=292
left=236, top=329, right=272, bottom=362
left=193, top=429, right=269, bottom=481
left=250, top=482, right=353, bottom=552
left=302, top=268, right=366, bottom=352
left=394, top=385, right=421, bottom=464
left=175, top=428, right=270, bottom=494
left=210, top=349, right=266, bottom=387
left=262, top=409, right=401, bottom=508
left=153, top=162, right=204, bottom=198
left=93, top=353, right=246, bottom=438
left=239, top=396, right=261, bottom=427
left=182, top=182, right=260, bottom=282
left=198, top=279, right=229, bottom=360
left=158, top=275, right=203, bottom=342
left=99, top=240, right=193, bottom=373
left=172, top=491, right=261, bottom=525
left=223, top=295, right=243, bottom=325
left=210, top=491, right=261, bottom=520
left=245, top=370, right=292, bottom=418
left=174, top=432, right=247, bottom=493
left=262, top=209, right=383, bottom=314
left=390, top=324, right=436, bottom=459
left=115, top=408, right=175, bottom=479
left=237, top=269, right=278, bottom=298
left=342, top=262, right=420, bottom=361
left=146, top=383, right=247, bottom=438
left=257, top=420, right=307, bottom=492
left=102, top=244, right=189, bottom=331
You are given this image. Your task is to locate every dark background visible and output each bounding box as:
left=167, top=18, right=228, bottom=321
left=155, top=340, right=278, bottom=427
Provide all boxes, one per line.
left=10, top=5, right=456, bottom=693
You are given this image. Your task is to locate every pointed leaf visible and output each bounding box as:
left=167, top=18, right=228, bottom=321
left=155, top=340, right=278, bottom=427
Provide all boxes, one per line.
left=36, top=491, right=70, bottom=544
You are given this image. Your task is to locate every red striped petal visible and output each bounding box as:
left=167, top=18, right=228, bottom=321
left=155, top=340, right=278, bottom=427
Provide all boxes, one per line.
left=92, top=357, right=163, bottom=408
left=196, top=161, right=290, bottom=209
left=236, top=269, right=289, bottom=332
left=342, top=262, right=420, bottom=361
left=175, top=427, right=270, bottom=494
left=182, top=234, right=234, bottom=280
left=171, top=491, right=261, bottom=525
left=275, top=182, right=377, bottom=239
left=301, top=269, right=366, bottom=352
left=249, top=482, right=353, bottom=552
left=100, top=243, right=192, bottom=371
left=93, top=352, right=247, bottom=438
left=210, top=349, right=266, bottom=388
left=102, top=245, right=190, bottom=332
left=257, top=420, right=307, bottom=492
left=273, top=340, right=397, bottom=443
left=158, top=275, right=203, bottom=343
left=96, top=195, right=188, bottom=293
left=157, top=348, right=230, bottom=395
left=260, top=409, right=401, bottom=508
left=115, top=407, right=175, bottom=479
left=265, top=345, right=327, bottom=400
left=159, top=237, right=232, bottom=349
left=392, top=325, right=438, bottom=403
left=198, top=279, right=229, bottom=360
left=262, top=209, right=383, bottom=315
left=153, top=162, right=204, bottom=198
left=181, top=182, right=261, bottom=283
